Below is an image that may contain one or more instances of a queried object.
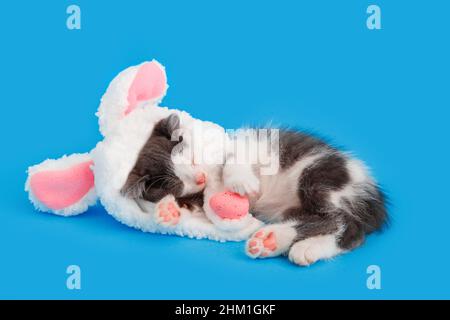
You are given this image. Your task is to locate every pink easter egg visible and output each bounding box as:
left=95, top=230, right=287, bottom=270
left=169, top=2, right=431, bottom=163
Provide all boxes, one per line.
left=209, top=191, right=249, bottom=220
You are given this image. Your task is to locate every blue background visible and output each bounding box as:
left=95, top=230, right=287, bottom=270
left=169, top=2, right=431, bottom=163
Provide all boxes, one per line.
left=1, top=0, right=449, bottom=299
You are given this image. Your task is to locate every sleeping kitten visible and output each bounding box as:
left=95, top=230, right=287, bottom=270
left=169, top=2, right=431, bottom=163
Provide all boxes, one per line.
left=122, top=114, right=388, bottom=266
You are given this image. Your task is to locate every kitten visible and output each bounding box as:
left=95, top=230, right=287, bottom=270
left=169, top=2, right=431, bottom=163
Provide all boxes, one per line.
left=122, top=114, right=388, bottom=266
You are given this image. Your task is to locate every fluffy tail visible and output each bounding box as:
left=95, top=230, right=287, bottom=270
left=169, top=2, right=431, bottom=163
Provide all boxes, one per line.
left=25, top=153, right=97, bottom=216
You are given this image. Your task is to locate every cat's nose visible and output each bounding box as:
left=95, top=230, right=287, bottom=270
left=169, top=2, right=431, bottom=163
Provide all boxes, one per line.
left=195, top=172, right=206, bottom=185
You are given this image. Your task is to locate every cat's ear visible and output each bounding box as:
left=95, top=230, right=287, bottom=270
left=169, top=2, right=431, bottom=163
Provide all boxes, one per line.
left=97, top=60, right=168, bottom=137
left=120, top=171, right=147, bottom=199
left=156, top=114, right=181, bottom=141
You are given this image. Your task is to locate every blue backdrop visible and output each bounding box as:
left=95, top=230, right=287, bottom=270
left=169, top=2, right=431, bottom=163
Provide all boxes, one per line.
left=1, top=0, right=449, bottom=299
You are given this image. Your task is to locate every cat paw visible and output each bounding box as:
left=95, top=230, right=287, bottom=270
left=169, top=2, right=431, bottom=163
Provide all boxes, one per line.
left=246, top=229, right=278, bottom=258
left=288, top=243, right=319, bottom=266
left=288, top=235, right=341, bottom=266
left=154, top=195, right=180, bottom=227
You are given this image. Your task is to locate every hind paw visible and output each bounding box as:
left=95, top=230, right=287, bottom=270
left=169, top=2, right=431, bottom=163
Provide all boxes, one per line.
left=246, top=229, right=278, bottom=258
left=288, top=235, right=342, bottom=266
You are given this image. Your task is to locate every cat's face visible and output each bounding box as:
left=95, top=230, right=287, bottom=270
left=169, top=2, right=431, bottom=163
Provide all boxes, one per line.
left=121, top=114, right=207, bottom=202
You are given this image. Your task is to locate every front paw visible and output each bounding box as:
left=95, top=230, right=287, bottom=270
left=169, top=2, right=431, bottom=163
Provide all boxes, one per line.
left=154, top=195, right=180, bottom=227
left=224, top=169, right=260, bottom=196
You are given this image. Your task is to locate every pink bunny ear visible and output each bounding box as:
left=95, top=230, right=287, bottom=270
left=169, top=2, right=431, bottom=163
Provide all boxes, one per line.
left=26, top=154, right=97, bottom=216
left=97, top=60, right=169, bottom=137
left=124, top=61, right=168, bottom=115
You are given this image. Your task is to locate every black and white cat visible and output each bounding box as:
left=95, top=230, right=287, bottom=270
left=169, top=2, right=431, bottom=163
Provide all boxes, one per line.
left=122, top=114, right=388, bottom=266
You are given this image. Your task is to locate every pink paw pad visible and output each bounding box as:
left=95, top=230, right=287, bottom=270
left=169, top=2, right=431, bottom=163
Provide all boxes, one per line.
left=246, top=230, right=278, bottom=258
left=209, top=191, right=249, bottom=220
left=156, top=200, right=180, bottom=226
